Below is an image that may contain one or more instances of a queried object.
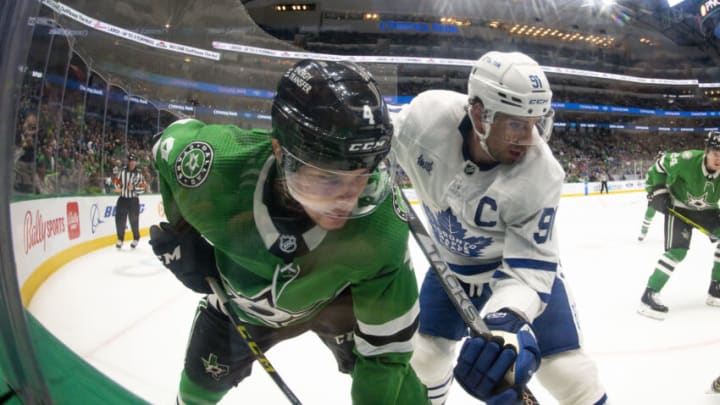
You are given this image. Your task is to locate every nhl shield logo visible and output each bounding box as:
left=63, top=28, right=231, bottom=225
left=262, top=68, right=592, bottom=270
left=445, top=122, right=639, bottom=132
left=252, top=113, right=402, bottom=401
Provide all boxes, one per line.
left=279, top=235, right=297, bottom=253
left=175, top=141, right=214, bottom=188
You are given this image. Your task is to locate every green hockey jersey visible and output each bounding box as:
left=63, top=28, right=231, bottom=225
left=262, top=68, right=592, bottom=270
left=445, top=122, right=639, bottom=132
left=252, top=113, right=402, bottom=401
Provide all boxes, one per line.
left=647, top=150, right=720, bottom=210
left=153, top=119, right=426, bottom=404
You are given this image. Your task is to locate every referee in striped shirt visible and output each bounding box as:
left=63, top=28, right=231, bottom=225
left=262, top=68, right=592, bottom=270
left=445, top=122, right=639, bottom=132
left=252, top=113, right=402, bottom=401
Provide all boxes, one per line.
left=114, top=153, right=145, bottom=249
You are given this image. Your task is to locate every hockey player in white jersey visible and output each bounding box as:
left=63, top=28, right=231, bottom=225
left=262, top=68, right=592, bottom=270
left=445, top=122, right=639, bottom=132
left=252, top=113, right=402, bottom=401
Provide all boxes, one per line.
left=393, top=51, right=608, bottom=405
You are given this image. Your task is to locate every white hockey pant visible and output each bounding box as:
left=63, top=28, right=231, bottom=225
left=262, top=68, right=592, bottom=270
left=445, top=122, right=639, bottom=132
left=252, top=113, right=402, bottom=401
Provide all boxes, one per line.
left=410, top=333, right=456, bottom=405
left=536, top=349, right=608, bottom=405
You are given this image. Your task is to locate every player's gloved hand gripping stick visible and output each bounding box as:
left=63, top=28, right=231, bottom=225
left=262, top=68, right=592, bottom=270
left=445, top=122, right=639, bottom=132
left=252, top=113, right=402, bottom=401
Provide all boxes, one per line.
left=398, top=190, right=541, bottom=405
left=150, top=222, right=302, bottom=403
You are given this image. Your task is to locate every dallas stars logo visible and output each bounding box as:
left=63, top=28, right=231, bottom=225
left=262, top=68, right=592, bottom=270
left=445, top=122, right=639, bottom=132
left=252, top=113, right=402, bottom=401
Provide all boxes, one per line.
left=175, top=141, right=213, bottom=188
left=686, top=192, right=712, bottom=209
left=202, top=353, right=229, bottom=380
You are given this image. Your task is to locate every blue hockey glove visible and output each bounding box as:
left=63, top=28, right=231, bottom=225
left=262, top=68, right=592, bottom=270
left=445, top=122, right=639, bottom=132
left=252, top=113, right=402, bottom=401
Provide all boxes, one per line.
left=454, top=309, right=541, bottom=405
left=149, top=222, right=218, bottom=294
left=648, top=186, right=671, bottom=214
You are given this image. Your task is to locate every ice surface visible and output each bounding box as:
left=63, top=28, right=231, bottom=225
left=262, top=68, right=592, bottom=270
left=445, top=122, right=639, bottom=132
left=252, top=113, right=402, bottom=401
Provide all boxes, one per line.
left=28, top=192, right=720, bottom=404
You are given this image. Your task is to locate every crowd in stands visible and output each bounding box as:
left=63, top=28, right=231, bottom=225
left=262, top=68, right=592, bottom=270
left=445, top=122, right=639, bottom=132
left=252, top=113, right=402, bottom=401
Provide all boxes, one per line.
left=548, top=127, right=704, bottom=183
left=13, top=79, right=159, bottom=197
left=11, top=69, right=715, bottom=198
left=11, top=21, right=720, bottom=198
left=15, top=81, right=703, bottom=194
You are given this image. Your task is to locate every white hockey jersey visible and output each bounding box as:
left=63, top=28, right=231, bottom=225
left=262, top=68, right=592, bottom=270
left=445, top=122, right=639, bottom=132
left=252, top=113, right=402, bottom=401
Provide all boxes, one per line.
left=393, top=90, right=565, bottom=321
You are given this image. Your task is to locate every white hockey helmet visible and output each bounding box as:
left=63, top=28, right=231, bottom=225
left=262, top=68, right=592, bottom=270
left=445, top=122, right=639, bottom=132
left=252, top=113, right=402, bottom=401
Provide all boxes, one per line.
left=468, top=51, right=554, bottom=141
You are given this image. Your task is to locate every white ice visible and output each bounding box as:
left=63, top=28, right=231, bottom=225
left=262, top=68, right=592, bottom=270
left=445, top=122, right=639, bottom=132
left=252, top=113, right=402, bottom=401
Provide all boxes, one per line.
left=28, top=192, right=720, bottom=404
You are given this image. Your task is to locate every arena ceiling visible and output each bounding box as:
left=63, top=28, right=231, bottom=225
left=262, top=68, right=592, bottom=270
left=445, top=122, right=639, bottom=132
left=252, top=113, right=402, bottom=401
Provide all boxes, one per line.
left=37, top=0, right=720, bottom=108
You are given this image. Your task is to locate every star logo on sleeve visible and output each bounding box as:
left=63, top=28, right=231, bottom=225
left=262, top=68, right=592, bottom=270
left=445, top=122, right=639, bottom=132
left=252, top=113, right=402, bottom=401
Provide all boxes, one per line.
left=202, top=353, right=230, bottom=380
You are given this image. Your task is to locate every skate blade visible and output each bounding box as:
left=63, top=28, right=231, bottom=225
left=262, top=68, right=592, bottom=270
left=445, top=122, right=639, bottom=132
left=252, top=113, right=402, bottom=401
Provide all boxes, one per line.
left=637, top=305, right=667, bottom=320
left=706, top=296, right=720, bottom=307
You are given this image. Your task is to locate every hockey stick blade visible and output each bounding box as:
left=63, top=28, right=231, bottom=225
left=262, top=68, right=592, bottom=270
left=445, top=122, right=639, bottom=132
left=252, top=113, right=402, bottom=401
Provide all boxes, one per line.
left=398, top=190, right=540, bottom=405
left=206, top=277, right=303, bottom=405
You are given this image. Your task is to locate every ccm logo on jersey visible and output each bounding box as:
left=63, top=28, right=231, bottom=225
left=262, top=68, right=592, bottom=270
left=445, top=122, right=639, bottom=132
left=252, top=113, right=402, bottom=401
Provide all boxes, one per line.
left=348, top=139, right=387, bottom=152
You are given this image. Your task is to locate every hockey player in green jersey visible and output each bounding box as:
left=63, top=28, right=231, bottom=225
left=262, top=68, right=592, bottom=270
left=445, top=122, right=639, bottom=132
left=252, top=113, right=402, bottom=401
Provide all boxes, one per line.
left=640, top=130, right=720, bottom=320
left=149, top=59, right=427, bottom=404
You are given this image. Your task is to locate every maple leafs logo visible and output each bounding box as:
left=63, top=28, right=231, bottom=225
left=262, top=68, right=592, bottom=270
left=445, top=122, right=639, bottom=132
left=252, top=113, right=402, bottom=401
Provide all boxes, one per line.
left=423, top=206, right=493, bottom=257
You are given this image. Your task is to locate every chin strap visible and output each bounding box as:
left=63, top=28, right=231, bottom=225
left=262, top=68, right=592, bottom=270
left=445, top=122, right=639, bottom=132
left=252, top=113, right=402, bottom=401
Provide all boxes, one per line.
left=469, top=112, right=498, bottom=162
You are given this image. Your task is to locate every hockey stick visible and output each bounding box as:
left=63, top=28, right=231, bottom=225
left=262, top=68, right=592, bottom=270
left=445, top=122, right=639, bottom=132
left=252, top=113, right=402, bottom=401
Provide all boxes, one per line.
left=668, top=207, right=713, bottom=237
left=398, top=191, right=540, bottom=405
left=206, top=277, right=303, bottom=405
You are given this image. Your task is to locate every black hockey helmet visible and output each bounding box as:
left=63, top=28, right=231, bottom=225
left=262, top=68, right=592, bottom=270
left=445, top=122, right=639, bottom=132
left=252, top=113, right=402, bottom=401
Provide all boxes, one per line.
left=271, top=59, right=393, bottom=172
left=706, top=130, right=720, bottom=151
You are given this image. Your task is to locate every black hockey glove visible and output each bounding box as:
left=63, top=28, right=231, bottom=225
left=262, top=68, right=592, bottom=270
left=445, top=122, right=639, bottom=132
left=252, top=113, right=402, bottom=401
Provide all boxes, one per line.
left=149, top=222, right=218, bottom=294
left=648, top=186, right=671, bottom=215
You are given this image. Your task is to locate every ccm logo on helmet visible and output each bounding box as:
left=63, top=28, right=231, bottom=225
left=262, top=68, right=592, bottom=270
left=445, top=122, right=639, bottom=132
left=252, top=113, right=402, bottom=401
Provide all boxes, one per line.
left=348, top=140, right=387, bottom=152
left=529, top=99, right=548, bottom=104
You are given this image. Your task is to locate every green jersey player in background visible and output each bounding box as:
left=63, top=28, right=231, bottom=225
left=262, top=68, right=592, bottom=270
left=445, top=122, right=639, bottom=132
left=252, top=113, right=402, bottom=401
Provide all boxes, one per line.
left=149, top=59, right=427, bottom=404
left=640, top=130, right=720, bottom=320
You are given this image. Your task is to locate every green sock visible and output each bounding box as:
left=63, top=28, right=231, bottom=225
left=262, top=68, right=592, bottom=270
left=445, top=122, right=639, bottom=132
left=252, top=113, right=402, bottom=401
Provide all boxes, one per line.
left=178, top=371, right=228, bottom=405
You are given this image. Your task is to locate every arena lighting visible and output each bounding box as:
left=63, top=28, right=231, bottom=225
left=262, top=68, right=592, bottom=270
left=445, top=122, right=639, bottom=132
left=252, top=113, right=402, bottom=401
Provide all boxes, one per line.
left=506, top=22, right=614, bottom=47
left=439, top=16, right=470, bottom=26
left=274, top=3, right=315, bottom=12
left=583, top=0, right=617, bottom=11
